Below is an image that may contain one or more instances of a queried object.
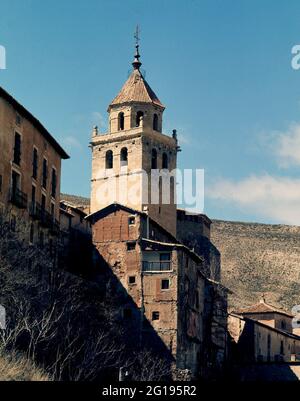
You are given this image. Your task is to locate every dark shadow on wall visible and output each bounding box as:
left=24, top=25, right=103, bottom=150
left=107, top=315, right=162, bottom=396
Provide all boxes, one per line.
left=90, top=248, right=175, bottom=379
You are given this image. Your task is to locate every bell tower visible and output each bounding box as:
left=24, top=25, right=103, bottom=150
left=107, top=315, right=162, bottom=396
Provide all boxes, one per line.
left=90, top=32, right=178, bottom=236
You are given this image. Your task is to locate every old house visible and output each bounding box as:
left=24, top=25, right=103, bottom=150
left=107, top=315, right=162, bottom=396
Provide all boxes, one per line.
left=227, top=298, right=300, bottom=380
left=88, top=40, right=228, bottom=379
left=0, top=86, right=69, bottom=245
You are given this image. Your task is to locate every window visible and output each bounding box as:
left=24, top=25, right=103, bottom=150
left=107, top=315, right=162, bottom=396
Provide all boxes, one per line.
left=16, top=114, right=22, bottom=126
left=160, top=253, right=171, bottom=261
left=118, top=112, right=125, bottom=131
left=42, top=158, right=48, bottom=189
left=51, top=203, right=55, bottom=218
left=128, top=216, right=135, bottom=225
left=13, top=132, right=21, bottom=165
left=39, top=231, right=44, bottom=248
left=32, top=148, right=38, bottom=179
left=128, top=276, right=136, bottom=284
left=151, top=149, right=157, bottom=169
left=41, top=194, right=46, bottom=210
left=29, top=223, right=34, bottom=244
left=10, top=215, right=16, bottom=231
left=162, top=152, right=168, bottom=169
left=105, top=150, right=113, bottom=169
left=153, top=113, right=158, bottom=131
left=31, top=185, right=36, bottom=203
left=120, top=147, right=128, bottom=167
left=0, top=174, right=2, bottom=193
left=161, top=279, right=170, bottom=290
left=152, top=311, right=160, bottom=321
left=123, top=308, right=132, bottom=319
left=136, top=111, right=144, bottom=127
left=51, top=168, right=57, bottom=198
left=11, top=170, right=20, bottom=194
left=280, top=340, right=284, bottom=355
left=127, top=241, right=136, bottom=251
left=281, top=320, right=286, bottom=330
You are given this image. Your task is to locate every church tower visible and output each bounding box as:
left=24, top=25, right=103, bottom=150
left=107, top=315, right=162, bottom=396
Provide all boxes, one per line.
left=90, top=33, right=178, bottom=236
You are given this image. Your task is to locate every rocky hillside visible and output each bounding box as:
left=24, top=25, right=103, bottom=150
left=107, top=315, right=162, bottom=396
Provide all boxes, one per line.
left=211, top=220, right=300, bottom=311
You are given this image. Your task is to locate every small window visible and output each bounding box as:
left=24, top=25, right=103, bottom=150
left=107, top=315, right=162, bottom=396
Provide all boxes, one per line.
left=162, top=152, right=168, bottom=169
left=153, top=113, right=158, bottom=131
left=136, top=111, right=144, bottom=127
left=128, top=276, right=136, bottom=285
left=123, top=308, right=132, bottom=319
left=127, top=241, right=136, bottom=251
left=42, top=158, right=48, bottom=189
left=51, top=168, right=57, bottom=198
left=120, top=147, right=128, bottom=167
left=29, top=223, right=34, bottom=243
left=32, top=148, right=38, bottom=179
left=161, top=279, right=169, bottom=290
left=128, top=216, right=135, bottom=225
left=10, top=215, right=16, bottom=231
left=105, top=150, right=113, bottom=169
left=151, top=148, right=157, bottom=169
left=152, top=311, right=160, bottom=321
left=16, top=114, right=22, bottom=126
left=118, top=112, right=125, bottom=131
left=13, top=132, right=21, bottom=165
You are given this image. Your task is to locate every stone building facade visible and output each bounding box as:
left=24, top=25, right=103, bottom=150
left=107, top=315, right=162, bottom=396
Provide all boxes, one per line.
left=88, top=42, right=228, bottom=379
left=0, top=86, right=69, bottom=244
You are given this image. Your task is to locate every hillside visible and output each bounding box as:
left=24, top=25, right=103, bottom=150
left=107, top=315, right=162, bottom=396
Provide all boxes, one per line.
left=211, top=220, right=300, bottom=311
left=60, top=194, right=300, bottom=312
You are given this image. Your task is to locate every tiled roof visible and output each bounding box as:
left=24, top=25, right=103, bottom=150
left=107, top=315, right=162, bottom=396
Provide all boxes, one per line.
left=234, top=300, right=293, bottom=318
left=109, top=69, right=164, bottom=109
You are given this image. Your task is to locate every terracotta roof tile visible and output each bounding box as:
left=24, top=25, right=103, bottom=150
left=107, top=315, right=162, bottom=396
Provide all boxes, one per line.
left=234, top=300, right=293, bottom=317
left=109, top=69, right=164, bottom=109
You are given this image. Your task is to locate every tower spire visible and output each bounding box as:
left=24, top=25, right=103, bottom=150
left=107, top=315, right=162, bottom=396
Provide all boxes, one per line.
left=132, top=25, right=142, bottom=70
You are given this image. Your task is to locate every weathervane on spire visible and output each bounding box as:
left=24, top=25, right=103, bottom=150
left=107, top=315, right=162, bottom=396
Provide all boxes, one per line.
left=132, top=25, right=142, bottom=70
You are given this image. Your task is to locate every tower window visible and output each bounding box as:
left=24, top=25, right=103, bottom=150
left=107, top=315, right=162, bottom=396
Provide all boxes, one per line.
left=136, top=111, right=144, bottom=127
left=128, top=276, right=136, bottom=284
left=105, top=150, right=113, bottom=169
left=127, top=241, right=136, bottom=251
left=153, top=113, right=158, bottom=131
left=128, top=216, right=135, bottom=225
left=120, top=147, right=128, bottom=167
left=162, top=152, right=168, bottom=169
left=161, top=279, right=170, bottom=290
left=152, top=311, right=160, bottom=321
left=151, top=148, right=157, bottom=169
left=118, top=112, right=125, bottom=131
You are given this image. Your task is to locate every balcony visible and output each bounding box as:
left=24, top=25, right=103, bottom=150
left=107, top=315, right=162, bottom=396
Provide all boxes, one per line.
left=40, top=209, right=60, bottom=235
left=142, top=261, right=172, bottom=272
left=29, top=201, right=42, bottom=220
left=10, top=188, right=28, bottom=209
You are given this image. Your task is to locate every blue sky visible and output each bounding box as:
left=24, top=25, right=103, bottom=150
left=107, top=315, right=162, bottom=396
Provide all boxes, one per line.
left=1, top=0, right=300, bottom=224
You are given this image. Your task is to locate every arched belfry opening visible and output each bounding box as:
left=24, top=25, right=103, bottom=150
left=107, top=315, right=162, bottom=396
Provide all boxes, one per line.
left=118, top=112, right=125, bottom=131
left=105, top=150, right=113, bottom=169
left=151, top=148, right=157, bottom=169
left=120, top=147, right=128, bottom=167
left=162, top=152, right=168, bottom=169
left=136, top=111, right=144, bottom=127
